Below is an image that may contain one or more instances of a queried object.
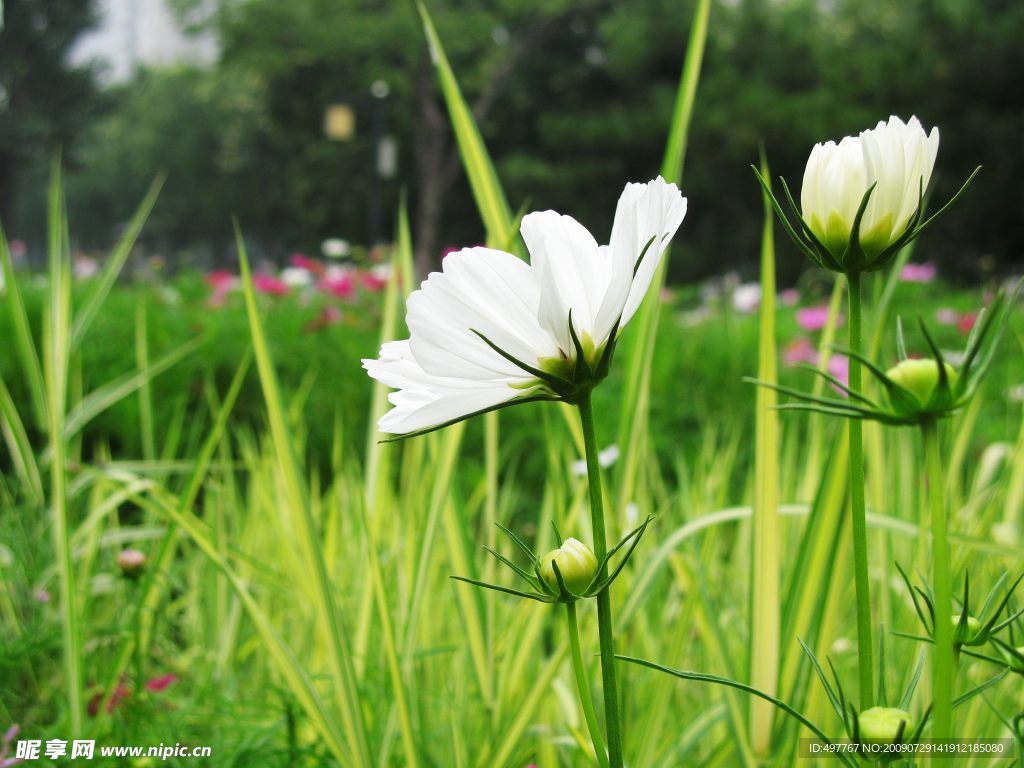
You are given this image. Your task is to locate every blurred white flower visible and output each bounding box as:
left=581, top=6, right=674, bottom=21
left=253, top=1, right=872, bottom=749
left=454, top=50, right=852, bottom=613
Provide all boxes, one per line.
left=364, top=177, right=687, bottom=435
left=801, top=115, right=939, bottom=270
left=732, top=283, right=762, bottom=314
left=281, top=266, right=314, bottom=287
left=73, top=254, right=100, bottom=280
left=571, top=444, right=620, bottom=476
left=321, top=238, right=352, bottom=259
left=1006, top=384, right=1024, bottom=403
left=624, top=502, right=639, bottom=527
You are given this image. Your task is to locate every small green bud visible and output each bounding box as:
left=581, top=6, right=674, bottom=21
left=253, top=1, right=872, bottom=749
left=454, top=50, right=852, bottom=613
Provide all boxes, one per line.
left=539, top=538, right=598, bottom=595
left=951, top=613, right=983, bottom=644
left=858, top=707, right=914, bottom=746
left=886, top=359, right=957, bottom=407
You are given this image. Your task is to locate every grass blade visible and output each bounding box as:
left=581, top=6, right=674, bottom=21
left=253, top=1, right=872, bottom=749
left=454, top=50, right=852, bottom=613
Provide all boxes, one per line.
left=749, top=151, right=780, bottom=754
left=236, top=222, right=371, bottom=767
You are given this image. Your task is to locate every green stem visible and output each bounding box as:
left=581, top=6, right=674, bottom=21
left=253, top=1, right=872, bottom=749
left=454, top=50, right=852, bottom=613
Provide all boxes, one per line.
left=566, top=602, right=610, bottom=768
left=578, top=393, right=624, bottom=768
left=922, top=419, right=953, bottom=740
left=846, top=271, right=874, bottom=709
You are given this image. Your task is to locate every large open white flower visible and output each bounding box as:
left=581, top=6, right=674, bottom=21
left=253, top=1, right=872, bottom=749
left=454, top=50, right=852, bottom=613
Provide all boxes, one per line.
left=363, top=176, right=686, bottom=435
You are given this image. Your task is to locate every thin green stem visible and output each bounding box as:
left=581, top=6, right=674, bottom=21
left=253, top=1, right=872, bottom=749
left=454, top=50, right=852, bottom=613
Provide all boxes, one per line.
left=846, top=271, right=874, bottom=709
left=923, top=419, right=953, bottom=740
left=566, top=602, right=610, bottom=768
left=578, top=393, right=623, bottom=768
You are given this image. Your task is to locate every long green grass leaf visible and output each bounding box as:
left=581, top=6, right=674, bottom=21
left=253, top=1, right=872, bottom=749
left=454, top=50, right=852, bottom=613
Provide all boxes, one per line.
left=749, top=151, right=780, bottom=753
left=236, top=222, right=372, bottom=767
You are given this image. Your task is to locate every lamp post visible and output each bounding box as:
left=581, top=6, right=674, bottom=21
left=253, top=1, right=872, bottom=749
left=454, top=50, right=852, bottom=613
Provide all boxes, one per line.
left=368, top=79, right=392, bottom=247
left=323, top=80, right=394, bottom=247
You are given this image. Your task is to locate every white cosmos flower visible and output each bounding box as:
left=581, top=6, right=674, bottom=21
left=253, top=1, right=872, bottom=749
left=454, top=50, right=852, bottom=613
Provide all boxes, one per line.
left=363, top=176, right=686, bottom=435
left=800, top=115, right=939, bottom=268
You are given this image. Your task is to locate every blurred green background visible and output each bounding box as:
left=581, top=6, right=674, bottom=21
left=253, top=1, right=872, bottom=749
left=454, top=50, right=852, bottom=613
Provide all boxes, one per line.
left=3, top=0, right=1022, bottom=286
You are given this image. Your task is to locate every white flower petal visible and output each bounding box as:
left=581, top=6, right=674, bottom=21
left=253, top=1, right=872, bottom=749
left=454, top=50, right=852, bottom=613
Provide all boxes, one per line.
left=362, top=341, right=531, bottom=434
left=521, top=210, right=609, bottom=351
left=407, top=247, right=558, bottom=380
left=614, top=176, right=687, bottom=327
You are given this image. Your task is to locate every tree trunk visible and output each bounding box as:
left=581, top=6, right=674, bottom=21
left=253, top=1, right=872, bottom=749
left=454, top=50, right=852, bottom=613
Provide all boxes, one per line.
left=0, top=149, right=18, bottom=237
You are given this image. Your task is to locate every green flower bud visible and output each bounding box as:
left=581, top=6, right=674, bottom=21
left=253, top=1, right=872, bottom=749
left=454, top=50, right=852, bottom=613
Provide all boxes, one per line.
left=951, top=613, right=983, bottom=644
left=858, top=707, right=914, bottom=746
left=539, top=538, right=598, bottom=595
left=886, top=358, right=957, bottom=407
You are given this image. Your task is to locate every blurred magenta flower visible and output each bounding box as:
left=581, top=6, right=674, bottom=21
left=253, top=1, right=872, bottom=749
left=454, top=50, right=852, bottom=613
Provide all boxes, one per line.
left=935, top=307, right=959, bottom=325
left=783, top=337, right=817, bottom=367
left=252, top=274, right=290, bottom=296
left=320, top=265, right=356, bottom=299
left=957, top=312, right=977, bottom=335
left=778, top=288, right=800, bottom=306
left=797, top=305, right=842, bottom=332
left=88, top=682, right=130, bottom=716
left=290, top=253, right=324, bottom=275
left=145, top=674, right=177, bottom=693
left=206, top=270, right=238, bottom=293
left=900, top=261, right=937, bottom=283
left=828, top=354, right=850, bottom=394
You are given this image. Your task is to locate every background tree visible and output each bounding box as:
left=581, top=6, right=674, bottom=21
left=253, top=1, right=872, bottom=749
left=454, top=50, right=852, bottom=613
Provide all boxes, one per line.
left=0, top=0, right=100, bottom=236
left=15, top=0, right=1022, bottom=282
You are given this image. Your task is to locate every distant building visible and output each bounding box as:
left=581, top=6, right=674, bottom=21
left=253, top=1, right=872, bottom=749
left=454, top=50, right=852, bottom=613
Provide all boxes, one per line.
left=70, top=0, right=218, bottom=85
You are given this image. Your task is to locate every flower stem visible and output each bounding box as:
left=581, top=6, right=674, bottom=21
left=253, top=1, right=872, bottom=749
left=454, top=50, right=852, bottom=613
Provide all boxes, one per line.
left=846, top=271, right=874, bottom=709
left=578, top=393, right=624, bottom=768
left=566, top=601, right=610, bottom=768
left=922, top=418, right=953, bottom=740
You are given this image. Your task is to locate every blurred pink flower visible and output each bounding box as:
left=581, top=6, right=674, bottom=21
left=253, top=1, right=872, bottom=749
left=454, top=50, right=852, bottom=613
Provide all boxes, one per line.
left=900, top=262, right=937, bottom=283
left=145, top=674, right=177, bottom=693
left=290, top=253, right=324, bottom=275
left=957, top=312, right=977, bottom=335
left=778, top=288, right=800, bottom=306
left=935, top=307, right=959, bottom=326
left=206, top=270, right=238, bottom=292
left=360, top=265, right=390, bottom=292
left=0, top=724, right=22, bottom=767
left=827, top=354, right=850, bottom=395
left=783, top=337, right=817, bottom=367
left=34, top=589, right=50, bottom=603
left=320, top=266, right=356, bottom=299
left=796, top=305, right=841, bottom=332
left=88, top=682, right=131, bottom=716
left=252, top=274, right=290, bottom=296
